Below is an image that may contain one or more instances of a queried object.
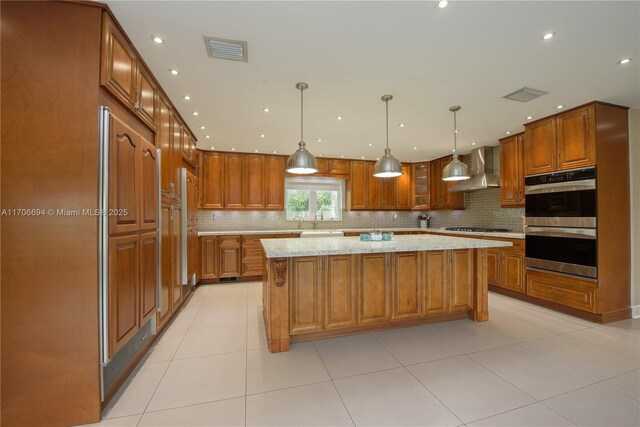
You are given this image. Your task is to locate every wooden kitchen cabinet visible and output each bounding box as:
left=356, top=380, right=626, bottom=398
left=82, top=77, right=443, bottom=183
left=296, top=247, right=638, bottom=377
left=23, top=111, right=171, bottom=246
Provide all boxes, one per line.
left=200, top=235, right=219, bottom=279
left=430, top=156, right=465, bottom=210
left=159, top=98, right=173, bottom=196
left=140, top=137, right=159, bottom=231
left=423, top=251, right=449, bottom=315
left=219, top=236, right=241, bottom=278
left=348, top=160, right=367, bottom=209
left=329, top=159, right=350, bottom=175
left=242, top=234, right=272, bottom=277
left=171, top=206, right=183, bottom=309
left=108, top=234, right=140, bottom=357
left=358, top=253, right=390, bottom=324
left=244, top=154, right=266, bottom=209
left=265, top=155, right=286, bottom=209
left=136, top=65, right=157, bottom=130
left=186, top=170, right=198, bottom=227
left=158, top=206, right=173, bottom=327
left=201, top=152, right=225, bottom=209
left=527, top=270, right=597, bottom=313
left=450, top=250, right=473, bottom=312
left=324, top=255, right=357, bottom=329
left=290, top=257, right=323, bottom=334
left=225, top=153, right=245, bottom=208
left=524, top=117, right=556, bottom=176
left=139, top=231, right=158, bottom=326
left=485, top=238, right=526, bottom=294
left=366, top=163, right=383, bottom=209
left=556, top=104, right=596, bottom=170
left=499, top=133, right=525, bottom=207
left=391, top=252, right=422, bottom=319
left=396, top=163, right=412, bottom=209
left=109, top=116, right=140, bottom=235
left=412, top=162, right=430, bottom=209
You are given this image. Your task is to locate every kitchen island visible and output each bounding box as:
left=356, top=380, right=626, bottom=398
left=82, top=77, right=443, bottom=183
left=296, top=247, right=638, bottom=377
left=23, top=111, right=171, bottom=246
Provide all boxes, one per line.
left=260, top=234, right=512, bottom=352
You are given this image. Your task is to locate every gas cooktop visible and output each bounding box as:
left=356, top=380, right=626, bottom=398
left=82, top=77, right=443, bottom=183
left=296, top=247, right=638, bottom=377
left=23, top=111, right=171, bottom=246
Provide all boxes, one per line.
left=445, top=227, right=510, bottom=233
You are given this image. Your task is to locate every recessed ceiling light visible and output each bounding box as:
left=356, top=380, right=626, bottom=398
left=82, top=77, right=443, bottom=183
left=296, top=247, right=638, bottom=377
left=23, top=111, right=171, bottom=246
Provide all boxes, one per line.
left=336, top=116, right=343, bottom=120
left=340, top=155, right=344, bottom=158
left=210, top=146, right=215, bottom=150
left=413, top=146, right=418, bottom=150
left=263, top=107, right=270, bottom=112
left=260, top=134, right=265, bottom=138
left=205, top=135, right=210, bottom=139
left=200, top=126, right=205, bottom=129
left=543, top=32, right=555, bottom=40
left=361, top=156, right=365, bottom=159
left=231, top=148, right=236, bottom=151
left=526, top=116, right=534, bottom=120
left=169, top=69, right=179, bottom=75
left=192, top=112, right=199, bottom=116
left=506, top=131, right=512, bottom=135
left=368, top=143, right=373, bottom=146
left=317, top=138, right=322, bottom=142
left=183, top=95, right=191, bottom=100
left=376, top=157, right=380, bottom=161
left=556, top=104, right=564, bottom=109
left=438, top=0, right=448, bottom=9
left=152, top=36, right=164, bottom=44
left=472, top=142, right=476, bottom=146
left=272, top=150, right=277, bottom=154
left=619, top=58, right=632, bottom=65
left=254, top=149, right=259, bottom=153
left=399, top=123, right=405, bottom=127
left=318, top=154, right=323, bottom=156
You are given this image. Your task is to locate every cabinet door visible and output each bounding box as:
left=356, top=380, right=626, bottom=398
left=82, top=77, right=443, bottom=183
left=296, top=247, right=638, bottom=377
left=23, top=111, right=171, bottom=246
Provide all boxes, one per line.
left=395, top=164, right=412, bottom=210
left=450, top=250, right=473, bottom=312
left=201, top=152, right=225, bottom=209
left=502, top=252, right=525, bottom=293
left=186, top=170, right=197, bottom=227
left=524, top=117, right=556, bottom=176
left=139, top=137, right=158, bottom=231
left=219, top=236, right=241, bottom=278
left=108, top=234, right=139, bottom=357
left=324, top=255, right=356, bottom=329
left=100, top=14, right=136, bottom=109
left=225, top=153, right=244, bottom=208
left=241, top=235, right=270, bottom=277
left=486, top=250, right=501, bottom=286
left=329, top=159, right=349, bottom=175
left=349, top=161, right=366, bottom=209
left=412, top=162, right=430, bottom=209
left=109, top=116, right=139, bottom=235
left=187, top=227, right=198, bottom=278
left=171, top=207, right=182, bottom=309
left=315, top=158, right=330, bottom=174
left=172, top=119, right=183, bottom=199
left=265, top=155, right=285, bottom=209
left=200, top=235, right=219, bottom=279
left=136, top=66, right=157, bottom=130
left=499, top=134, right=524, bottom=207
left=159, top=99, right=173, bottom=196
left=290, top=257, right=323, bottom=334
left=391, top=252, right=422, bottom=319
left=180, top=127, right=193, bottom=165
left=556, top=105, right=596, bottom=170
left=381, top=176, right=397, bottom=209
left=139, top=231, right=158, bottom=325
left=157, top=206, right=172, bottom=328
left=244, top=154, right=266, bottom=209
left=358, top=253, right=390, bottom=324
left=429, top=159, right=442, bottom=209
left=423, top=251, right=449, bottom=315
left=366, top=163, right=382, bottom=209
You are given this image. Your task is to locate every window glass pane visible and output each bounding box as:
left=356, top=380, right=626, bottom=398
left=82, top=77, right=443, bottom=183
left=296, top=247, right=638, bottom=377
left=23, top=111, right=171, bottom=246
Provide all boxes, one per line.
left=285, top=177, right=343, bottom=221
left=286, top=189, right=310, bottom=220
left=316, top=190, right=339, bottom=220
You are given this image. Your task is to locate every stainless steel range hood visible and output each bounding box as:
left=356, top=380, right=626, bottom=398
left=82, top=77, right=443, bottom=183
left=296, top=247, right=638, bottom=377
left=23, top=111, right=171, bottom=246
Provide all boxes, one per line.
left=450, top=146, right=500, bottom=192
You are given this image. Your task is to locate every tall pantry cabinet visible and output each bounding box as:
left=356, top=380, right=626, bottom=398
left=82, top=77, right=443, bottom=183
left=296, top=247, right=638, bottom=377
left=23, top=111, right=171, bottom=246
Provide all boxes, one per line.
left=1, top=2, right=197, bottom=426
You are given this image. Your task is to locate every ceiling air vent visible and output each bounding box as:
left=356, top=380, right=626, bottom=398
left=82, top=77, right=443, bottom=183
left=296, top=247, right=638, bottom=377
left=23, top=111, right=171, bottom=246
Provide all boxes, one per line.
left=203, top=36, right=248, bottom=62
left=503, top=87, right=548, bottom=102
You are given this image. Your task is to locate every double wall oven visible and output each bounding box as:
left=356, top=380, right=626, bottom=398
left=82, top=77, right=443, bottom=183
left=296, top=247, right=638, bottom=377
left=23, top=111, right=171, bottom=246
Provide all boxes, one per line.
left=524, top=167, right=597, bottom=279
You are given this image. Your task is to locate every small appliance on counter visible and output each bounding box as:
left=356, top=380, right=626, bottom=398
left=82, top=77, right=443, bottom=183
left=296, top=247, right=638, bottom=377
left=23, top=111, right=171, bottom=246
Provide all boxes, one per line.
left=360, top=231, right=394, bottom=241
left=418, top=214, right=431, bottom=229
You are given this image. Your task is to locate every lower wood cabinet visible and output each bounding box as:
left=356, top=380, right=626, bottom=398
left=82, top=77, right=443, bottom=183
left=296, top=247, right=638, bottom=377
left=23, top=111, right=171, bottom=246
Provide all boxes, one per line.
left=324, top=255, right=357, bottom=329
left=242, top=235, right=272, bottom=277
left=200, top=235, right=219, bottom=280
left=423, top=251, right=450, bottom=315
left=289, top=257, right=323, bottom=334
left=391, top=252, right=422, bottom=319
left=450, top=249, right=473, bottom=312
left=485, top=238, right=526, bottom=294
left=219, top=236, right=241, bottom=278
left=527, top=270, right=597, bottom=313
left=171, top=206, right=183, bottom=310
left=157, top=204, right=183, bottom=331
left=358, top=253, right=391, bottom=324
left=139, top=231, right=158, bottom=326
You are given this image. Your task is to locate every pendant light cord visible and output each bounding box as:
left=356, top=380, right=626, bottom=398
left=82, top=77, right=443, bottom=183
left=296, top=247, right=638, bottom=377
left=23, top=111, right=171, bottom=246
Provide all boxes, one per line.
left=453, top=109, right=457, bottom=153
left=300, top=86, right=304, bottom=142
left=385, top=99, right=389, bottom=150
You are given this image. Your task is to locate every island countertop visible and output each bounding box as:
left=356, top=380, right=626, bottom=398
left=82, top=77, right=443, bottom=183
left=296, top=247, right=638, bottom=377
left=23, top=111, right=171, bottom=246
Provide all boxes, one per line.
left=261, top=234, right=512, bottom=258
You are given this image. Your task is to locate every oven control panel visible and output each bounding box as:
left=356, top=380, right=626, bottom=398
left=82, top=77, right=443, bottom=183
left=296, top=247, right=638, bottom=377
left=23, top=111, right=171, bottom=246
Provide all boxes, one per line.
left=525, top=167, right=596, bottom=186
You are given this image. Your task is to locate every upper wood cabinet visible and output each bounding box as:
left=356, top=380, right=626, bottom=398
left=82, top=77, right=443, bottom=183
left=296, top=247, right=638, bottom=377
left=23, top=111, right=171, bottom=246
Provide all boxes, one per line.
left=100, top=14, right=156, bottom=131
left=349, top=161, right=367, bottom=209
left=159, top=99, right=173, bottom=196
left=348, top=161, right=413, bottom=210
left=109, top=116, right=140, bottom=235
left=302, top=157, right=349, bottom=178
left=244, top=154, right=266, bottom=209
left=265, top=155, right=285, bottom=209
left=201, top=152, right=225, bottom=209
left=139, top=137, right=159, bottom=231
left=524, top=104, right=597, bottom=176
left=366, top=163, right=383, bottom=209
left=430, top=156, right=464, bottom=210
left=396, top=164, right=412, bottom=209
left=412, top=162, right=430, bottom=210
left=328, top=159, right=349, bottom=175
left=225, top=153, right=246, bottom=209
left=180, top=125, right=197, bottom=167
left=499, top=133, right=524, bottom=207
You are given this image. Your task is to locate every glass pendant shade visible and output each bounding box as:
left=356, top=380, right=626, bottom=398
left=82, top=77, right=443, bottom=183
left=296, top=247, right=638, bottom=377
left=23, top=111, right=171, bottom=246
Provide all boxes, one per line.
left=442, top=154, right=469, bottom=181
left=286, top=82, right=317, bottom=174
left=286, top=141, right=317, bottom=174
left=373, top=94, right=403, bottom=178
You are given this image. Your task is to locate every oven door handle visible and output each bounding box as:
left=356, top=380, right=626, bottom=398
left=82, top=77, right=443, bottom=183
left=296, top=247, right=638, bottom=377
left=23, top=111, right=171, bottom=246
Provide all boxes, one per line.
left=524, top=179, right=595, bottom=195
left=525, top=227, right=596, bottom=239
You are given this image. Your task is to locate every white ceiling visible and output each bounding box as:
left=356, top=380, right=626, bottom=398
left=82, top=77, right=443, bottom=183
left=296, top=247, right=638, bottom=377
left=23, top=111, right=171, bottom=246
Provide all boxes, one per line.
left=105, top=0, right=640, bottom=162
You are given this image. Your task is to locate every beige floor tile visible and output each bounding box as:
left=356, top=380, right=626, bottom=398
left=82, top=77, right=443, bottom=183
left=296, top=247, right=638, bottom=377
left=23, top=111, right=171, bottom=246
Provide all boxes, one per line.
left=467, top=403, right=574, bottom=426
left=427, top=319, right=514, bottom=353
left=83, top=414, right=142, bottom=426
left=469, top=345, right=593, bottom=400
left=246, top=343, right=330, bottom=394
left=407, top=355, right=535, bottom=423
left=191, top=304, right=248, bottom=329
left=313, top=333, right=401, bottom=379
left=543, top=384, right=640, bottom=427
left=488, top=293, right=527, bottom=315
left=247, top=321, right=268, bottom=350
left=487, top=312, right=558, bottom=343
left=601, top=370, right=640, bottom=401
left=248, top=303, right=264, bottom=324
left=246, top=381, right=353, bottom=426
left=147, top=352, right=245, bottom=412
left=564, top=327, right=640, bottom=366
left=520, top=335, right=638, bottom=382
left=373, top=325, right=461, bottom=366
left=334, top=367, right=461, bottom=426
left=144, top=329, right=186, bottom=363
left=601, top=318, right=640, bottom=336
left=166, top=308, right=198, bottom=332
left=102, top=362, right=169, bottom=418
left=509, top=309, right=593, bottom=334
left=138, top=397, right=245, bottom=426
left=174, top=324, right=247, bottom=359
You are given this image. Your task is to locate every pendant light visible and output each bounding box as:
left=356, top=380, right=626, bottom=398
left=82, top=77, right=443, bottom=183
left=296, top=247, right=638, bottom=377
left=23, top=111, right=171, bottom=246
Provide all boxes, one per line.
left=286, top=82, right=317, bottom=174
left=442, top=105, right=470, bottom=181
left=373, top=95, right=403, bottom=178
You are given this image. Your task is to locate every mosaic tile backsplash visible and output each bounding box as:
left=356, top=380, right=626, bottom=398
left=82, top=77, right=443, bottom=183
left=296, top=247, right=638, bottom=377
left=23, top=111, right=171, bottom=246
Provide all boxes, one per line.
left=197, top=146, right=525, bottom=232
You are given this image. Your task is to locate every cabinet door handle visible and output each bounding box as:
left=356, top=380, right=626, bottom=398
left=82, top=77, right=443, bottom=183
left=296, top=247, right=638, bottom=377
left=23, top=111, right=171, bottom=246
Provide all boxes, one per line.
left=134, top=87, right=142, bottom=111
left=170, top=206, right=174, bottom=221
left=170, top=182, right=175, bottom=196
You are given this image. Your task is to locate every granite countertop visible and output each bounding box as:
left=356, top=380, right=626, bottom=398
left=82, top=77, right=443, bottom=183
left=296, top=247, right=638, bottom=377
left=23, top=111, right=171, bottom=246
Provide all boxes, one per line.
left=197, top=227, right=525, bottom=239
left=261, top=234, right=512, bottom=258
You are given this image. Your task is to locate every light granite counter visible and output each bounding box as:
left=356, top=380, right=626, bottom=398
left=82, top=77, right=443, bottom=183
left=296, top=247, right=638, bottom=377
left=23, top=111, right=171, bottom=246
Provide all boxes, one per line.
left=261, top=234, right=512, bottom=258
left=421, top=229, right=525, bottom=240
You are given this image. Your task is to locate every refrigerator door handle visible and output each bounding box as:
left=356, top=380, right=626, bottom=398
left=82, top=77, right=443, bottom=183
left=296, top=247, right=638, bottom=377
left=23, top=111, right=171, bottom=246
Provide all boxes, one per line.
left=156, top=149, right=162, bottom=314
left=98, top=107, right=111, bottom=376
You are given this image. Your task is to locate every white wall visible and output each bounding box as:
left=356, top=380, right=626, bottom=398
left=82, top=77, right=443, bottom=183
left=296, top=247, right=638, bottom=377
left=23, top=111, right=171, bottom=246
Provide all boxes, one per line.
left=629, top=108, right=640, bottom=316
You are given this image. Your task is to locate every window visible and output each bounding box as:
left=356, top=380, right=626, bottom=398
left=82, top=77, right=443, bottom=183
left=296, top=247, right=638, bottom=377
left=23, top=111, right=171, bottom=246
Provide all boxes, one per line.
left=285, top=177, right=344, bottom=221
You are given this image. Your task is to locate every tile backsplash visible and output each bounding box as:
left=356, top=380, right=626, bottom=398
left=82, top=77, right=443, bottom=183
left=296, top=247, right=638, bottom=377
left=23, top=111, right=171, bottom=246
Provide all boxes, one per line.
left=197, top=146, right=524, bottom=232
